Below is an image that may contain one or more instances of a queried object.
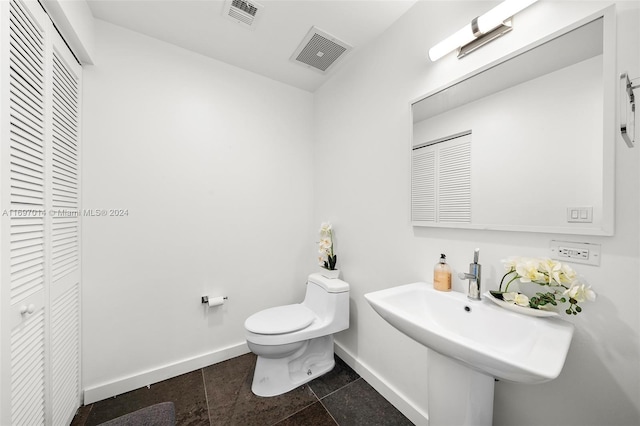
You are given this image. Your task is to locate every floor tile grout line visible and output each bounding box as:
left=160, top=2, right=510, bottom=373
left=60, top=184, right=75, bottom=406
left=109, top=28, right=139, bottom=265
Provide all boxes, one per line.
left=318, top=376, right=363, bottom=401
left=324, top=377, right=415, bottom=426
left=309, top=384, right=321, bottom=401
left=271, top=400, right=321, bottom=426
left=270, top=385, right=322, bottom=426
left=318, top=397, right=340, bottom=426
left=315, top=377, right=364, bottom=426
left=201, top=368, right=213, bottom=426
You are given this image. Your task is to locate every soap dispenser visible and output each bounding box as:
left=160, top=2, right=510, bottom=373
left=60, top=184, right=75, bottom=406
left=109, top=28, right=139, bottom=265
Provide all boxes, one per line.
left=434, top=253, right=452, bottom=291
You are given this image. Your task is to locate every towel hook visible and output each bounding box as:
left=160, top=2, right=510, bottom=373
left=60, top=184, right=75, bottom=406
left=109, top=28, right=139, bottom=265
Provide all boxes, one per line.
left=620, top=72, right=639, bottom=148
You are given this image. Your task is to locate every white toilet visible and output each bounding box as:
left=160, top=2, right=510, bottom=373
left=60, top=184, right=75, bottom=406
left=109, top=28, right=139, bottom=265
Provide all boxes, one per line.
left=244, top=273, right=349, bottom=397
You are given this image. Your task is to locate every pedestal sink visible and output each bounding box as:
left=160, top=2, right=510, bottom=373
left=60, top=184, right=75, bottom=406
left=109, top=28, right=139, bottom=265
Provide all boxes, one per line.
left=364, top=283, right=574, bottom=426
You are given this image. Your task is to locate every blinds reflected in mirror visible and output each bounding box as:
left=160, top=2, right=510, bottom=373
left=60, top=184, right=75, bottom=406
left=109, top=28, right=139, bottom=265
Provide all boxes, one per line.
left=412, top=132, right=471, bottom=224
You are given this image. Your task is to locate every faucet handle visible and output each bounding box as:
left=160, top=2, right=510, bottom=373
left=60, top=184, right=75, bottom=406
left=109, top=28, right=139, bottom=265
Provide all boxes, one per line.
left=457, top=272, right=468, bottom=280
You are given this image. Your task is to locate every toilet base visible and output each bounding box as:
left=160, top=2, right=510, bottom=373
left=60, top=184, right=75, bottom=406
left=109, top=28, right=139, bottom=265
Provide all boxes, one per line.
left=250, top=335, right=335, bottom=397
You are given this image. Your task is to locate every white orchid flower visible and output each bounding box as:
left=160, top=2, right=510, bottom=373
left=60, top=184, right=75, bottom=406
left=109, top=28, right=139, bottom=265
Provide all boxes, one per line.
left=319, top=237, right=332, bottom=250
left=515, top=259, right=544, bottom=283
left=503, top=292, right=530, bottom=307
left=564, top=283, right=596, bottom=303
left=559, top=263, right=577, bottom=284
left=319, top=222, right=332, bottom=234
left=501, top=256, right=521, bottom=272
left=539, top=258, right=562, bottom=285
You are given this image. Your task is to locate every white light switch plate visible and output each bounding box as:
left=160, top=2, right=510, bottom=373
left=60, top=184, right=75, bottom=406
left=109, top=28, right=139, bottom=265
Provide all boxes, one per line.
left=566, top=206, right=593, bottom=223
left=549, top=240, right=601, bottom=266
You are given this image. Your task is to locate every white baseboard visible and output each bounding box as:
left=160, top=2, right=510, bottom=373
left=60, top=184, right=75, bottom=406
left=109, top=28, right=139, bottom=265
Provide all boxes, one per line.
left=83, top=342, right=250, bottom=404
left=334, top=343, right=429, bottom=426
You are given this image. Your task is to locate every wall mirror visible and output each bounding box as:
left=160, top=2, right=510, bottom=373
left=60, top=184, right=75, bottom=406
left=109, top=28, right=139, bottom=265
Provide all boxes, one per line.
left=411, top=7, right=615, bottom=236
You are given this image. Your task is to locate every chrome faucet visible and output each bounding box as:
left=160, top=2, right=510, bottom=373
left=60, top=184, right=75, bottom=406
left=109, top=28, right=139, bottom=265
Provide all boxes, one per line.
left=458, top=248, right=482, bottom=300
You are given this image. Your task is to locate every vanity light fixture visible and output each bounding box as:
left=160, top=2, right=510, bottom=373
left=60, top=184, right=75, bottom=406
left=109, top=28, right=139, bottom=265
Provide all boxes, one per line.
left=428, top=0, right=539, bottom=61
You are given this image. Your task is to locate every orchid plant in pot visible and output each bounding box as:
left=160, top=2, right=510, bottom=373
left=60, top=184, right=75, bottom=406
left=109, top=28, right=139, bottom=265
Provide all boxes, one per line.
left=491, top=257, right=596, bottom=315
left=318, top=222, right=338, bottom=278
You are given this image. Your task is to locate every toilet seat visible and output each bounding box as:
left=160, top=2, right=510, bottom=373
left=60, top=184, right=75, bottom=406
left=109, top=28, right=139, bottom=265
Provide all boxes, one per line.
left=245, top=304, right=315, bottom=335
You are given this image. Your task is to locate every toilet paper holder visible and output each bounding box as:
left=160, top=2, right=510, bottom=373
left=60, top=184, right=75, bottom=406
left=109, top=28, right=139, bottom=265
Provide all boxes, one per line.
left=201, top=295, right=228, bottom=304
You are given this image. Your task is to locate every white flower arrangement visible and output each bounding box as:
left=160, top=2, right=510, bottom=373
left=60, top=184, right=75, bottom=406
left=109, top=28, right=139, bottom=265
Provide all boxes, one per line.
left=318, top=222, right=337, bottom=271
left=493, top=257, right=596, bottom=315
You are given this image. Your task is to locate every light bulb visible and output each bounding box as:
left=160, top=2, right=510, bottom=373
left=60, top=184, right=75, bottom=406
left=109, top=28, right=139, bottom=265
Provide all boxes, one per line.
left=428, top=24, right=474, bottom=61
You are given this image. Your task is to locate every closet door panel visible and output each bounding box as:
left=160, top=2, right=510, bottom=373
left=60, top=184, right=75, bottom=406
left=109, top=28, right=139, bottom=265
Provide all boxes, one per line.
left=49, top=33, right=82, bottom=425
left=5, top=1, right=49, bottom=423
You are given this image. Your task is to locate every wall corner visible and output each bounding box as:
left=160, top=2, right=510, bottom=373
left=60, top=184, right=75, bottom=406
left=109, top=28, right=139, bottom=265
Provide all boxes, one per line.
left=41, top=0, right=96, bottom=65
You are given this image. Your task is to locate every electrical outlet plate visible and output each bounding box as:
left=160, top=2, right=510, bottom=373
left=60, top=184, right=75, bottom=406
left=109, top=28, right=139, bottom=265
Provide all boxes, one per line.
left=549, top=240, right=601, bottom=266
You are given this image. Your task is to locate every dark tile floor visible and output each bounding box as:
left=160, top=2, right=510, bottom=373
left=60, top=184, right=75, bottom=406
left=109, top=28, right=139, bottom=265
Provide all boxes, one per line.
left=71, top=353, right=414, bottom=426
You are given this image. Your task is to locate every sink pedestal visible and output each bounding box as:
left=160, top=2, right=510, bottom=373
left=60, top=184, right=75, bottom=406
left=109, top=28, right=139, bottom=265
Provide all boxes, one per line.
left=428, top=351, right=494, bottom=426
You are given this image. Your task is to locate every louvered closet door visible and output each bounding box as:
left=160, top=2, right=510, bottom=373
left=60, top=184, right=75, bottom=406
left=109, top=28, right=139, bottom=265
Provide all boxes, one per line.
left=1, top=0, right=82, bottom=424
left=48, top=28, right=82, bottom=426
left=3, top=0, right=48, bottom=424
left=411, top=133, right=471, bottom=224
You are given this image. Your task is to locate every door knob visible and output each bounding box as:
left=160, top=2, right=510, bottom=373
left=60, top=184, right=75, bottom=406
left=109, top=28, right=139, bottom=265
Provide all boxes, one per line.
left=20, top=304, right=35, bottom=315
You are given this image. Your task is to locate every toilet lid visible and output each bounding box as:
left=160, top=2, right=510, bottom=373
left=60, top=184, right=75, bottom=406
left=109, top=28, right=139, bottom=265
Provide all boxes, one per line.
left=245, top=304, right=315, bottom=335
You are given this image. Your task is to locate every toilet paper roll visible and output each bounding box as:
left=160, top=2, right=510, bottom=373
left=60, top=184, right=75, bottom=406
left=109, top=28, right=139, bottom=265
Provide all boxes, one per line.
left=207, top=296, right=226, bottom=307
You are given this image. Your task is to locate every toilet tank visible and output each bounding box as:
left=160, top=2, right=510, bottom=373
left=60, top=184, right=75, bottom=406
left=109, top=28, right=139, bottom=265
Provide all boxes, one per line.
left=303, top=274, right=350, bottom=332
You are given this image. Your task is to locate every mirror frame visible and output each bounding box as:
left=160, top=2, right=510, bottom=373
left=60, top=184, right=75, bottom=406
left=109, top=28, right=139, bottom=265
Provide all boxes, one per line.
left=410, top=6, right=615, bottom=236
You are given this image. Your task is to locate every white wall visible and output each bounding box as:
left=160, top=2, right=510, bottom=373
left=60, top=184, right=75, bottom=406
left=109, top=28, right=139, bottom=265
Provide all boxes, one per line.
left=315, top=1, right=640, bottom=426
left=81, top=20, right=315, bottom=401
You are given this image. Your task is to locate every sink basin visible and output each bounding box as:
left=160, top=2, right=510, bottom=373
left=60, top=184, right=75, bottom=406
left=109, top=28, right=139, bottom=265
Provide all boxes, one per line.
left=365, top=282, right=574, bottom=384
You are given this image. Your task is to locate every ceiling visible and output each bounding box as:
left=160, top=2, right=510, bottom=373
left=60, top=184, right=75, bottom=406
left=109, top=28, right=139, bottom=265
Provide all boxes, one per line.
left=86, top=0, right=418, bottom=92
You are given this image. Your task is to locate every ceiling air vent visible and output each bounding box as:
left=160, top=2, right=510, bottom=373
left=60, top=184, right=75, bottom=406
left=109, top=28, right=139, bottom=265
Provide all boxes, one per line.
left=290, top=27, right=352, bottom=74
left=223, top=0, right=263, bottom=28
